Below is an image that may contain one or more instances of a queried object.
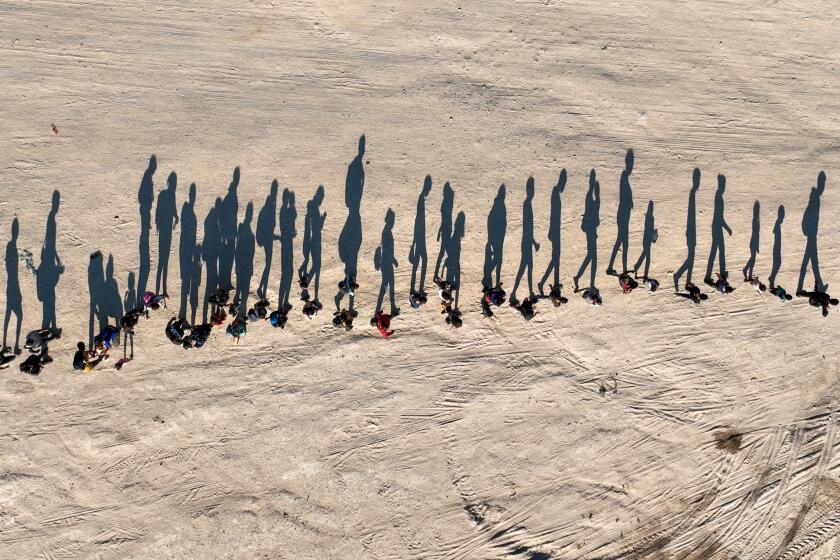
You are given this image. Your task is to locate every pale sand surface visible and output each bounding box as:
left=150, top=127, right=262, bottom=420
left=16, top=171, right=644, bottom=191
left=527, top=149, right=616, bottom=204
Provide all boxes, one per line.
left=1, top=1, right=840, bottom=558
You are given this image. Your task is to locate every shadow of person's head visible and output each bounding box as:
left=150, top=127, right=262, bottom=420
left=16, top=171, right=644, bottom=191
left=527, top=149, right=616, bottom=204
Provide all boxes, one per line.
left=385, top=208, right=395, bottom=227
left=189, top=182, right=196, bottom=203
left=558, top=169, right=567, bottom=192
left=625, top=149, right=634, bottom=174
left=526, top=177, right=535, bottom=199
left=358, top=135, right=366, bottom=156
left=817, top=171, right=826, bottom=195
left=692, top=167, right=701, bottom=189
left=230, top=167, right=240, bottom=190
left=11, top=217, right=18, bottom=239
left=51, top=190, right=61, bottom=212
left=167, top=172, right=177, bottom=191
left=422, top=175, right=432, bottom=197
left=315, top=185, right=325, bottom=204
left=777, top=205, right=785, bottom=222
left=148, top=155, right=157, bottom=174
left=244, top=202, right=253, bottom=223
left=717, top=174, right=726, bottom=191
left=270, top=179, right=278, bottom=198
left=589, top=169, right=597, bottom=188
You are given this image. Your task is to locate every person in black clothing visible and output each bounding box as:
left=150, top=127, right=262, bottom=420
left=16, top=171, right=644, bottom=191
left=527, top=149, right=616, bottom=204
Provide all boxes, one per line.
left=165, top=317, right=190, bottom=345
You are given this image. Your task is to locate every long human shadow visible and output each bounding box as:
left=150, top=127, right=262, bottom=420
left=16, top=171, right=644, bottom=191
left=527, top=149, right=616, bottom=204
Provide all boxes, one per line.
left=607, top=149, right=635, bottom=274
left=124, top=271, right=137, bottom=313
left=201, top=197, right=223, bottom=322
left=88, top=253, right=106, bottom=346
left=574, top=170, right=600, bottom=292
left=336, top=135, right=365, bottom=311
left=278, top=189, right=297, bottom=310
left=705, top=174, right=732, bottom=282
left=538, top=170, right=566, bottom=296
left=434, top=180, right=454, bottom=280
left=374, top=208, right=399, bottom=315
left=633, top=201, right=656, bottom=279
left=155, top=171, right=179, bottom=296
left=673, top=168, right=701, bottom=291
left=103, top=254, right=123, bottom=326
left=256, top=180, right=278, bottom=299
left=3, top=218, right=23, bottom=353
left=797, top=171, right=826, bottom=293
left=300, top=185, right=326, bottom=304
left=37, top=190, right=63, bottom=329
left=482, top=184, right=507, bottom=288
left=512, top=177, right=540, bottom=302
left=137, top=155, right=156, bottom=296
left=409, top=175, right=432, bottom=296
left=769, top=205, right=785, bottom=288
left=179, top=182, right=201, bottom=323
left=234, top=202, right=255, bottom=317
left=742, top=200, right=760, bottom=280
left=219, top=167, right=240, bottom=289
left=443, top=211, right=466, bottom=308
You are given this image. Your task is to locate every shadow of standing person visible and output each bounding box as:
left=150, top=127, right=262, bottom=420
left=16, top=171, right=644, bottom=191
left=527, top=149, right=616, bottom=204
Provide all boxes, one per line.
left=155, top=171, right=179, bottom=296
left=434, top=181, right=454, bottom=281
left=124, top=271, right=137, bottom=313
left=704, top=174, right=732, bottom=283
left=179, top=182, right=200, bottom=321
left=219, top=167, right=240, bottom=289
left=607, top=149, right=634, bottom=275
left=632, top=201, right=656, bottom=280
left=37, top=190, right=64, bottom=330
left=538, top=170, right=566, bottom=297
left=278, top=189, right=297, bottom=311
left=103, top=254, right=123, bottom=326
left=673, top=168, right=701, bottom=291
left=87, top=251, right=107, bottom=347
left=443, top=211, right=466, bottom=308
left=299, top=185, right=326, bottom=306
left=374, top=208, right=399, bottom=317
left=137, top=155, right=156, bottom=296
left=482, top=184, right=507, bottom=289
left=409, top=176, right=432, bottom=298
left=201, top=198, right=223, bottom=322
left=769, top=205, right=785, bottom=289
left=3, top=218, right=23, bottom=354
left=336, top=135, right=365, bottom=312
left=234, top=202, right=255, bottom=317
left=256, top=180, right=278, bottom=299
left=742, top=200, right=760, bottom=280
left=512, top=177, right=540, bottom=303
left=797, top=171, right=826, bottom=294
left=574, top=170, right=601, bottom=292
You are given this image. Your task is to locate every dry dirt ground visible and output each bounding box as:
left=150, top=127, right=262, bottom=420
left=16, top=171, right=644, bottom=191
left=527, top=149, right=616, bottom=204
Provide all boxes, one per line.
left=1, top=1, right=840, bottom=558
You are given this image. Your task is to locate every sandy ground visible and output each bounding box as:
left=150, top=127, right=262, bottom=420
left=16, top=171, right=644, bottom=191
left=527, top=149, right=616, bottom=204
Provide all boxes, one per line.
left=2, top=1, right=840, bottom=558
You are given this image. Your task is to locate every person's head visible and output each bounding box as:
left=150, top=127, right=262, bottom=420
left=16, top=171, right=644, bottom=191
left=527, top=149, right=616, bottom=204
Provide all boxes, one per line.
left=692, top=167, right=701, bottom=189
left=189, top=182, right=196, bottom=204
left=10, top=217, right=18, bottom=240
left=422, top=175, right=432, bottom=197
left=808, top=295, right=819, bottom=307
left=454, top=211, right=466, bottom=239
left=717, top=174, right=726, bottom=192
left=816, top=171, right=826, bottom=195
left=314, top=184, right=325, bottom=204
left=167, top=171, right=177, bottom=192
left=557, top=169, right=567, bottom=193
left=51, top=190, right=61, bottom=212
left=332, top=314, right=342, bottom=327
left=182, top=338, right=193, bottom=349
left=625, top=149, right=635, bottom=174
left=358, top=134, right=366, bottom=156
left=526, top=176, right=535, bottom=199
left=385, top=208, right=395, bottom=228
